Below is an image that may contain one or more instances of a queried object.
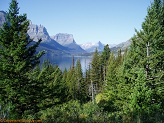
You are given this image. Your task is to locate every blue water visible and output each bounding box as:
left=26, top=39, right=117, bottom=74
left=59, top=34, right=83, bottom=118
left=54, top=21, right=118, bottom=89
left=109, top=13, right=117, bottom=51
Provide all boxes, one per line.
left=42, top=56, right=92, bottom=73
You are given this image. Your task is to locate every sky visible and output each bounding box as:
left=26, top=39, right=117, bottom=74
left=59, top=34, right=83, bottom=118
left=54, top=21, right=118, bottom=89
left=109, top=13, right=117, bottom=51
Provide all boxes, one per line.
left=0, top=0, right=153, bottom=45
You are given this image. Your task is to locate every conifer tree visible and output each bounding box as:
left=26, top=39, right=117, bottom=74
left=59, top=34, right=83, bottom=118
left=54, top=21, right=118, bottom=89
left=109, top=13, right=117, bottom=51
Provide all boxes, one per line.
left=0, top=0, right=44, bottom=118
left=84, top=65, right=91, bottom=102
left=75, top=60, right=83, bottom=101
left=103, top=53, right=117, bottom=111
left=75, top=59, right=89, bottom=103
left=100, top=44, right=111, bottom=81
left=65, top=56, right=78, bottom=101
left=118, top=0, right=164, bottom=121
left=90, top=48, right=101, bottom=91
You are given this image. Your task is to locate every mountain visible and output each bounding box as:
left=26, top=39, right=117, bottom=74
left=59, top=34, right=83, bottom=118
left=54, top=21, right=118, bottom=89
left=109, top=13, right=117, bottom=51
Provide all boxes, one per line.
left=0, top=10, right=131, bottom=56
left=0, top=11, right=6, bottom=28
left=28, top=21, right=52, bottom=42
left=110, top=40, right=131, bottom=53
left=80, top=41, right=104, bottom=52
left=27, top=21, right=75, bottom=57
left=0, top=11, right=85, bottom=55
left=51, top=33, right=75, bottom=46
left=51, top=33, right=86, bottom=54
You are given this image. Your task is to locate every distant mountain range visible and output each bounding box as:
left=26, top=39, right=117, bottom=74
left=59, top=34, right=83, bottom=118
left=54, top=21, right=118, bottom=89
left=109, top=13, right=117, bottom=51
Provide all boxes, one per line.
left=80, top=41, right=105, bottom=52
left=27, top=21, right=86, bottom=55
left=51, top=33, right=86, bottom=54
left=0, top=11, right=86, bottom=56
left=110, top=40, right=131, bottom=53
left=0, top=10, right=131, bottom=58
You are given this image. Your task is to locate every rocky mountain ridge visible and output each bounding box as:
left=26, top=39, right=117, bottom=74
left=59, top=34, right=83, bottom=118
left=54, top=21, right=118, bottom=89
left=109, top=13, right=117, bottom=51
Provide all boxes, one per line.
left=80, top=41, right=105, bottom=52
left=0, top=11, right=86, bottom=55
left=0, top=10, right=131, bottom=56
left=0, top=11, right=6, bottom=27
left=51, top=33, right=86, bottom=53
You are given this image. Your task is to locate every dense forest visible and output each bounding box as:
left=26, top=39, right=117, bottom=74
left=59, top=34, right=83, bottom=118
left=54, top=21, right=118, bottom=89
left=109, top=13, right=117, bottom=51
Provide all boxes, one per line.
left=0, top=0, right=163, bottom=122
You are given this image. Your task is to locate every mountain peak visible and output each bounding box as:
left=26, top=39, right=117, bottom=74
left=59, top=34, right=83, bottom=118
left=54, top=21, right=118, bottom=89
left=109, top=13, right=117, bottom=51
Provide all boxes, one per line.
left=80, top=41, right=104, bottom=52
left=27, top=22, right=51, bottom=42
left=51, top=33, right=76, bottom=46
left=0, top=11, right=6, bottom=14
left=0, top=11, right=7, bottom=28
left=51, top=33, right=86, bottom=54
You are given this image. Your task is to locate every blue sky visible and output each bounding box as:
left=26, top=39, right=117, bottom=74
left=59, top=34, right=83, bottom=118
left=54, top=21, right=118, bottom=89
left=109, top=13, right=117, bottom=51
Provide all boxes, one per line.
left=0, top=0, right=153, bottom=45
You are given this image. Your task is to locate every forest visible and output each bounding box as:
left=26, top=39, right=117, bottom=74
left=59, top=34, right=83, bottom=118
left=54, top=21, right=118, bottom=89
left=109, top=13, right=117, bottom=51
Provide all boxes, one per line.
left=0, top=0, right=163, bottom=122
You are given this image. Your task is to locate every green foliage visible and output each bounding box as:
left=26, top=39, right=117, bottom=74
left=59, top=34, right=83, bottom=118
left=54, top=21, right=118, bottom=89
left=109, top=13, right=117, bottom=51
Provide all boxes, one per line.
left=0, top=0, right=163, bottom=122
left=90, top=48, right=102, bottom=90
left=39, top=101, right=110, bottom=123
left=109, top=0, right=164, bottom=122
left=100, top=44, right=111, bottom=81
left=65, top=66, right=77, bottom=100
left=0, top=0, right=44, bottom=118
left=75, top=59, right=89, bottom=103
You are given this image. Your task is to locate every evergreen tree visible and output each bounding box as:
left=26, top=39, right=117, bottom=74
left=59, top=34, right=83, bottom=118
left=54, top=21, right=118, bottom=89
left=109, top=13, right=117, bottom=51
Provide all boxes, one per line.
left=35, top=62, right=66, bottom=109
left=117, top=0, right=164, bottom=121
left=84, top=65, right=91, bottom=102
left=75, top=59, right=83, bottom=101
left=0, top=0, right=44, bottom=118
left=100, top=44, right=111, bottom=81
left=103, top=53, right=117, bottom=112
left=90, top=48, right=101, bottom=91
left=65, top=57, right=78, bottom=100
left=75, top=59, right=89, bottom=103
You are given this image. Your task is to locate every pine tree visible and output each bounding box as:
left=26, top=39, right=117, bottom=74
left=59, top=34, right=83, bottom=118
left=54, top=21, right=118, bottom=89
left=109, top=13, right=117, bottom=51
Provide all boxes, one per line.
left=90, top=48, right=101, bottom=91
left=0, top=0, right=44, bottom=118
left=35, top=62, right=66, bottom=109
left=118, top=0, right=164, bottom=121
left=100, top=44, right=111, bottom=82
left=84, top=65, right=91, bottom=102
left=66, top=67, right=77, bottom=100
left=102, top=53, right=117, bottom=112
left=75, top=60, right=83, bottom=101
left=75, top=59, right=89, bottom=103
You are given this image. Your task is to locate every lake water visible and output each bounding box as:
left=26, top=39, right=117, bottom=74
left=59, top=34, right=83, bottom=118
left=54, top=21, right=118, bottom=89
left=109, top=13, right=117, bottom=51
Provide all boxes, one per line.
left=42, top=56, right=92, bottom=73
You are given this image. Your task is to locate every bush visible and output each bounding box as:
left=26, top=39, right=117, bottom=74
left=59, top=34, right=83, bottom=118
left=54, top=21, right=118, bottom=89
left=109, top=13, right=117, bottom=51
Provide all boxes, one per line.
left=39, top=100, right=111, bottom=123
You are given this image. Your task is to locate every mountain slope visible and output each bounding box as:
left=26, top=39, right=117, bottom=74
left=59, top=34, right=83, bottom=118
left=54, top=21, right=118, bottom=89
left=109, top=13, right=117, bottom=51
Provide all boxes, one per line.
left=110, top=40, right=131, bottom=53
left=51, top=33, right=86, bottom=54
left=0, top=11, right=6, bottom=28
left=80, top=41, right=104, bottom=52
left=0, top=11, right=85, bottom=55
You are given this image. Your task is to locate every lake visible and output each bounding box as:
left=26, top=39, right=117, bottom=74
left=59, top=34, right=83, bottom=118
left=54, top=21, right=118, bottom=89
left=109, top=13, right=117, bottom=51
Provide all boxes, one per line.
left=42, top=55, right=92, bottom=73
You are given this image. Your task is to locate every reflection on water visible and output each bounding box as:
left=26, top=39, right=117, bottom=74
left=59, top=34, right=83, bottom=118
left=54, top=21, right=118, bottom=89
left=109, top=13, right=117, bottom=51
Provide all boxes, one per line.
left=42, top=55, right=92, bottom=73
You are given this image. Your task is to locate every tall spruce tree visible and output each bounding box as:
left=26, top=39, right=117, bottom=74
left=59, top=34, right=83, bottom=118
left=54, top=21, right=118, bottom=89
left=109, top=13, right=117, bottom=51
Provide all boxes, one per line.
left=75, top=59, right=89, bottom=103
left=100, top=44, right=111, bottom=81
left=90, top=48, right=101, bottom=91
left=84, top=65, right=91, bottom=102
left=65, top=57, right=77, bottom=100
left=0, top=0, right=44, bottom=118
left=118, top=0, right=164, bottom=121
left=75, top=60, right=83, bottom=101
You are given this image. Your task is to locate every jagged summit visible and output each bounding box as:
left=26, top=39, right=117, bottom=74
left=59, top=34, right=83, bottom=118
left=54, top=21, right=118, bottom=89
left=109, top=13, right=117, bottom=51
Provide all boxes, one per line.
left=28, top=21, right=51, bottom=42
left=51, top=33, right=76, bottom=46
left=0, top=11, right=6, bottom=27
left=51, top=33, right=86, bottom=53
left=80, top=41, right=104, bottom=52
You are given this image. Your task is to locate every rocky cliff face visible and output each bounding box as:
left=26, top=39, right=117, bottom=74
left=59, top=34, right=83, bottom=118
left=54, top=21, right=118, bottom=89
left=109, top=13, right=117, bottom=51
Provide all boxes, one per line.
left=28, top=21, right=52, bottom=42
left=51, top=33, right=75, bottom=46
left=110, top=39, right=131, bottom=53
left=80, top=41, right=105, bottom=52
left=0, top=11, right=6, bottom=28
left=51, top=33, right=86, bottom=53
left=0, top=11, right=86, bottom=54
